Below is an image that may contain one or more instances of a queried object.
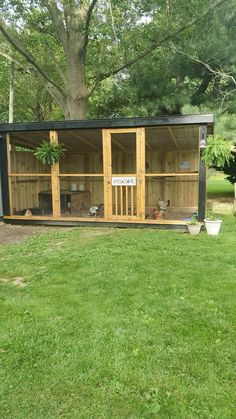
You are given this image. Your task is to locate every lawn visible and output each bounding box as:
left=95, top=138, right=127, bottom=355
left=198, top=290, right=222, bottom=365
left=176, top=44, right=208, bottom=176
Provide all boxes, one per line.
left=207, top=174, right=234, bottom=198
left=0, top=221, right=235, bottom=418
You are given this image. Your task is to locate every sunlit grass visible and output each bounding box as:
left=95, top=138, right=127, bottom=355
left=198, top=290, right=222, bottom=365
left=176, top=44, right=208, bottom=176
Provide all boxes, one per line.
left=207, top=174, right=234, bottom=198
left=0, top=223, right=235, bottom=417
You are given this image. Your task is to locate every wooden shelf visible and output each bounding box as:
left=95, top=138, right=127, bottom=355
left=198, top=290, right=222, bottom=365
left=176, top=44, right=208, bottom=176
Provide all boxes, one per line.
left=9, top=173, right=51, bottom=177
left=145, top=172, right=199, bottom=177
left=59, top=173, right=104, bottom=177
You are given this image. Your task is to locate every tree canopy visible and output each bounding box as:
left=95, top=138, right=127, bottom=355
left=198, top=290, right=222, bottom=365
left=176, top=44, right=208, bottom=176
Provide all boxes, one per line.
left=0, top=0, right=233, bottom=120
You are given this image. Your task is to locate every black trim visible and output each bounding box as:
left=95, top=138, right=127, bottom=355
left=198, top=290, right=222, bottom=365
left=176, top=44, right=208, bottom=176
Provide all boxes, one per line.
left=0, top=114, right=214, bottom=133
left=3, top=218, right=187, bottom=231
left=198, top=149, right=206, bottom=221
left=0, top=134, right=10, bottom=216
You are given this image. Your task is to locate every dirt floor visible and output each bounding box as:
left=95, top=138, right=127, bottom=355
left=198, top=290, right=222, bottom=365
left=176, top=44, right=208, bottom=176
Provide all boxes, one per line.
left=0, top=223, right=64, bottom=246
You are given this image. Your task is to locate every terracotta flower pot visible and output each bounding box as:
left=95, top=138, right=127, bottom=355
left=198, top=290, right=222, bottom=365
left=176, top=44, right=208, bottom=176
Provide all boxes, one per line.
left=187, top=224, right=202, bottom=235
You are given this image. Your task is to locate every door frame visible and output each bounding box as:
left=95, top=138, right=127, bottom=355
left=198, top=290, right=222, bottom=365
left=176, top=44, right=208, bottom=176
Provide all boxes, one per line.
left=102, top=128, right=145, bottom=221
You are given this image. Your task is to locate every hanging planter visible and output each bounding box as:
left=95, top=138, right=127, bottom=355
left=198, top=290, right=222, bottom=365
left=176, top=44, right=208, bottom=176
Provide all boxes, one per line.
left=200, top=135, right=233, bottom=234
left=201, top=135, right=232, bottom=167
left=34, top=140, right=65, bottom=165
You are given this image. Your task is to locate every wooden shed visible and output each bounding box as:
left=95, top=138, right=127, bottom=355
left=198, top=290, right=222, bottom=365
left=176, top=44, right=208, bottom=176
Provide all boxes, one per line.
left=0, top=114, right=213, bottom=229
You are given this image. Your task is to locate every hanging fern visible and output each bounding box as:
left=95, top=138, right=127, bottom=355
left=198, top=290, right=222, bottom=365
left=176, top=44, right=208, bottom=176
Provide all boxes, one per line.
left=34, top=141, right=65, bottom=165
left=201, top=135, right=232, bottom=167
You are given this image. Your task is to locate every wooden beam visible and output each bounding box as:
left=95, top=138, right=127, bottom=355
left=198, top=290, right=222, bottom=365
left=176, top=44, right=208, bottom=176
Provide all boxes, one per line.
left=50, top=130, right=61, bottom=218
left=58, top=173, right=103, bottom=177
left=9, top=173, right=51, bottom=177
left=79, top=133, right=101, bottom=152
left=145, top=140, right=152, bottom=150
left=3, top=215, right=188, bottom=225
left=106, top=128, right=140, bottom=134
left=145, top=172, right=199, bottom=177
left=69, top=131, right=101, bottom=152
left=111, top=136, right=126, bottom=151
left=10, top=138, right=35, bottom=150
left=0, top=115, right=213, bottom=134
left=167, top=127, right=179, bottom=149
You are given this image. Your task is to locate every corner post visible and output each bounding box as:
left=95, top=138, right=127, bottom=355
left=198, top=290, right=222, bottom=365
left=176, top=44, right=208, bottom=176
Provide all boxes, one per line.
left=198, top=149, right=206, bottom=221
left=50, top=130, right=61, bottom=218
left=0, top=134, right=10, bottom=216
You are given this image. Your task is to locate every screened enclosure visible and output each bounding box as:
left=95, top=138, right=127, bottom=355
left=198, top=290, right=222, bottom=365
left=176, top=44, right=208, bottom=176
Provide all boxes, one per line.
left=0, top=115, right=213, bottom=227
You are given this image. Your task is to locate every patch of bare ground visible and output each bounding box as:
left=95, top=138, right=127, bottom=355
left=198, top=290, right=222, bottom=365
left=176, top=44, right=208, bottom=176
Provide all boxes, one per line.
left=0, top=223, right=69, bottom=246
left=207, top=198, right=234, bottom=215
left=80, top=228, right=115, bottom=239
left=0, top=276, right=26, bottom=287
left=0, top=223, right=115, bottom=246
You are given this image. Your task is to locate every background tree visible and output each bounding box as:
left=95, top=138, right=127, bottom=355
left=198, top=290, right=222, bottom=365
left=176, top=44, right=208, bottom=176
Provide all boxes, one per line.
left=0, top=0, right=229, bottom=120
left=90, top=1, right=236, bottom=118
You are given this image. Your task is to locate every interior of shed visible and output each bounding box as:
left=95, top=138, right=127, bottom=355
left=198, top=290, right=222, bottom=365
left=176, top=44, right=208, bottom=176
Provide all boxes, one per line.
left=8, top=124, right=200, bottom=221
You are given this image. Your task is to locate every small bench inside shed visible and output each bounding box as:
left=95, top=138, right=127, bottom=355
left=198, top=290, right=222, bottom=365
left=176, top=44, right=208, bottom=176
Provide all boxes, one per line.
left=0, top=114, right=213, bottom=228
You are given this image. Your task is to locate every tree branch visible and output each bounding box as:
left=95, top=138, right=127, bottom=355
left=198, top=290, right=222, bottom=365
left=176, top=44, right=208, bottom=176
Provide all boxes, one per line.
left=169, top=43, right=236, bottom=86
left=41, top=0, right=67, bottom=48
left=93, top=0, right=228, bottom=84
left=0, top=50, right=31, bottom=73
left=220, top=88, right=236, bottom=112
left=0, top=17, right=65, bottom=108
left=83, top=0, right=99, bottom=51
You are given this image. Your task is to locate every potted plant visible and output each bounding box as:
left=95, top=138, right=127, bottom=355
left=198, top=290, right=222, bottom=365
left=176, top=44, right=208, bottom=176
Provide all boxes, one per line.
left=201, top=134, right=232, bottom=168
left=34, top=140, right=65, bottom=165
left=200, top=134, right=233, bottom=234
left=187, top=215, right=202, bottom=235
left=204, top=211, right=222, bottom=235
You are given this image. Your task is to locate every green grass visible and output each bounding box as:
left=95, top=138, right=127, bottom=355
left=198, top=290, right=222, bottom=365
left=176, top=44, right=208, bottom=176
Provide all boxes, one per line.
left=207, top=174, right=234, bottom=198
left=0, top=222, right=235, bottom=418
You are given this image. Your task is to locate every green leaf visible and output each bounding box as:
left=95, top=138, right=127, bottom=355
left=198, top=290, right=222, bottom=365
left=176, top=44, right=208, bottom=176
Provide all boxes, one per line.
left=34, top=140, right=65, bottom=165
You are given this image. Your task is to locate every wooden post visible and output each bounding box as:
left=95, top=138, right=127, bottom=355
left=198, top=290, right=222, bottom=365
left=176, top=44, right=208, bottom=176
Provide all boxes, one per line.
left=0, top=134, right=10, bottom=216
left=198, top=149, right=206, bottom=221
left=125, top=186, right=128, bottom=215
left=234, top=183, right=236, bottom=215
left=136, top=128, right=145, bottom=220
left=115, top=186, right=118, bottom=215
left=6, top=133, right=13, bottom=215
left=120, top=186, right=123, bottom=215
left=50, top=130, right=61, bottom=218
left=131, top=186, right=134, bottom=216
left=102, top=129, right=112, bottom=220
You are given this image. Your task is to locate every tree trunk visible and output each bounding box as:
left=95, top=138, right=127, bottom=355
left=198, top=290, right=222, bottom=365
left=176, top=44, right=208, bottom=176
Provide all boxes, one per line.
left=63, top=95, right=88, bottom=120
left=62, top=42, right=89, bottom=120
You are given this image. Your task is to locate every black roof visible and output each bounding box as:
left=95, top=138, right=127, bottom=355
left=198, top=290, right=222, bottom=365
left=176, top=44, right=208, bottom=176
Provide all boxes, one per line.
left=0, top=114, right=214, bottom=133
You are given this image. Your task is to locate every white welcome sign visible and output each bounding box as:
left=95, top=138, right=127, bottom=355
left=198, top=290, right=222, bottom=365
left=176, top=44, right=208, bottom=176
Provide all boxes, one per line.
left=112, top=177, right=136, bottom=186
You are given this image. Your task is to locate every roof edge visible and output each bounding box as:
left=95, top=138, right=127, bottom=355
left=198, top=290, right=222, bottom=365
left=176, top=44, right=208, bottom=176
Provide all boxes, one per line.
left=0, top=114, right=214, bottom=133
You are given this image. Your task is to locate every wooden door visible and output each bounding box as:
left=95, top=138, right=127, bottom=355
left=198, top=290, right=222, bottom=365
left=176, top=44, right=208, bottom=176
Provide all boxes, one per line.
left=103, top=128, right=145, bottom=221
